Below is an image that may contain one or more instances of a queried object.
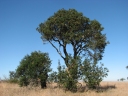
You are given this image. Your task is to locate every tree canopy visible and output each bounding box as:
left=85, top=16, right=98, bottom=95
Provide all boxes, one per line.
left=16, top=51, right=51, bottom=88
left=36, top=9, right=109, bottom=91
left=37, top=9, right=109, bottom=67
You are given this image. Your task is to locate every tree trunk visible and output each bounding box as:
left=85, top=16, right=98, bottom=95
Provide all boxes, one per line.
left=40, top=80, right=47, bottom=88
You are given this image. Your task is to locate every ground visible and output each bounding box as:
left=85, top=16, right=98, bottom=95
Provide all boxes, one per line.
left=0, top=81, right=128, bottom=96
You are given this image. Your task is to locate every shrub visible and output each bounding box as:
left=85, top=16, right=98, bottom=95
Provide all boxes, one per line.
left=15, top=51, right=51, bottom=88
left=81, top=59, right=109, bottom=89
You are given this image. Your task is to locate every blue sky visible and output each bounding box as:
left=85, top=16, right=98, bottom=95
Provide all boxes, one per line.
left=0, top=0, right=128, bottom=81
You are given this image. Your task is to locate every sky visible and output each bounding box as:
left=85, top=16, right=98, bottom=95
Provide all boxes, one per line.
left=0, top=0, right=128, bottom=81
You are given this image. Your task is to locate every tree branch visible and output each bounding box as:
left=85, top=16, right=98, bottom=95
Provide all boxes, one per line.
left=62, top=39, right=69, bottom=67
left=71, top=40, right=77, bottom=59
left=48, top=40, right=65, bottom=60
left=86, top=49, right=97, bottom=61
left=52, top=37, right=64, bottom=47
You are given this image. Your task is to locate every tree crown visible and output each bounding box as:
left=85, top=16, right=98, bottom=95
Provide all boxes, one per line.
left=37, top=9, right=109, bottom=67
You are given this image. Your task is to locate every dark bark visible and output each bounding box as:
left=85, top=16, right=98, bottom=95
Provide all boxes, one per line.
left=40, top=80, right=47, bottom=88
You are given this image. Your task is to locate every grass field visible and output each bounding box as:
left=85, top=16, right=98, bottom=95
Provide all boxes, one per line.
left=0, top=81, right=128, bottom=96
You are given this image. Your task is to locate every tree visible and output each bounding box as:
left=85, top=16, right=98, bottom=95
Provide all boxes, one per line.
left=37, top=9, right=109, bottom=90
left=57, top=57, right=81, bottom=92
left=16, top=51, right=51, bottom=88
left=48, top=71, right=58, bottom=83
left=120, top=78, right=125, bottom=81
left=48, top=59, right=80, bottom=92
left=9, top=71, right=18, bottom=83
left=37, top=8, right=109, bottom=67
left=81, top=60, right=109, bottom=88
left=126, top=66, right=128, bottom=69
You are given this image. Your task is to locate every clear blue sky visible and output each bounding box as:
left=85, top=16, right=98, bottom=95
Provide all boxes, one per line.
left=0, top=0, right=128, bottom=81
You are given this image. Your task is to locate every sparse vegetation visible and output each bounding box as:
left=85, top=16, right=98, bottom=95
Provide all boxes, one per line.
left=8, top=71, right=18, bottom=83
left=120, top=78, right=125, bottom=81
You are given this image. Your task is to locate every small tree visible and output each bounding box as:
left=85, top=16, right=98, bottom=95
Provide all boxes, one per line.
left=48, top=71, right=58, bottom=83
left=16, top=51, right=51, bottom=88
left=126, top=66, right=128, bottom=69
left=57, top=56, right=82, bottom=92
left=120, top=78, right=125, bottom=81
left=81, top=59, right=109, bottom=89
left=9, top=71, right=18, bottom=83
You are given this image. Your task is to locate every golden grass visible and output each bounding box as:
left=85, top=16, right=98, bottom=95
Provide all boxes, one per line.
left=0, top=81, right=128, bottom=96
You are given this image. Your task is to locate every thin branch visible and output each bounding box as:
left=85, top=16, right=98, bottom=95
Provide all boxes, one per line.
left=52, top=37, right=64, bottom=47
left=48, top=40, right=65, bottom=60
left=76, top=42, right=86, bottom=55
left=86, top=49, right=97, bottom=60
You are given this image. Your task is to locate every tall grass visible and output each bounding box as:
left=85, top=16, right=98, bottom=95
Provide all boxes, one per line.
left=0, top=81, right=128, bottom=96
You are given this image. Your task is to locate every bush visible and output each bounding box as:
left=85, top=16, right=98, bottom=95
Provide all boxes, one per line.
left=15, top=51, right=52, bottom=88
left=57, top=57, right=81, bottom=92
left=81, top=59, right=109, bottom=89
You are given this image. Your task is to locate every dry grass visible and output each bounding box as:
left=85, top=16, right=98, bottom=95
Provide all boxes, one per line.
left=0, top=81, right=128, bottom=96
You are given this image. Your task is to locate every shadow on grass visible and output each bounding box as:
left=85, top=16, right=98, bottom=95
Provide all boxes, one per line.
left=77, top=84, right=116, bottom=93
left=96, top=84, right=116, bottom=92
left=19, top=82, right=116, bottom=93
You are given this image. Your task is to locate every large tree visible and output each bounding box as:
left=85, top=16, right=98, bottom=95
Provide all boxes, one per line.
left=37, top=9, right=109, bottom=68
left=37, top=9, right=109, bottom=91
left=16, top=51, right=51, bottom=88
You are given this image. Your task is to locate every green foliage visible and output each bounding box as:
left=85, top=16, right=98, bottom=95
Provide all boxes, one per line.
left=48, top=71, right=58, bottom=83
left=37, top=9, right=109, bottom=66
left=57, top=56, right=82, bottom=92
left=8, top=71, right=18, bottom=83
left=81, top=59, right=109, bottom=89
left=37, top=8, right=109, bottom=91
left=19, top=76, right=29, bottom=86
left=16, top=51, right=51, bottom=88
left=57, top=63, right=77, bottom=92
left=120, top=78, right=125, bottom=81
left=9, top=71, right=16, bottom=79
